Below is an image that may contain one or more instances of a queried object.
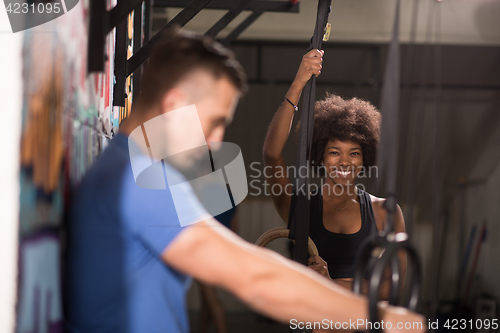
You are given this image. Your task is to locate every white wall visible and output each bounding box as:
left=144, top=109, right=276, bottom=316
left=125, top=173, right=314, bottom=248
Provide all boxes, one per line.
left=0, top=13, right=23, bottom=333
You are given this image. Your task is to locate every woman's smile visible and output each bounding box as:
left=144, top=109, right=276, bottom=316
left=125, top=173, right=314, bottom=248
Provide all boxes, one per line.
left=323, top=139, right=364, bottom=185
left=335, top=169, right=353, bottom=178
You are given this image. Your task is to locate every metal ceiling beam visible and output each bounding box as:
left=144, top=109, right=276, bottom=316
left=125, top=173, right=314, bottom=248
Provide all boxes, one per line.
left=126, top=0, right=212, bottom=77
left=90, top=0, right=299, bottom=106
left=221, top=9, right=264, bottom=46
left=205, top=0, right=253, bottom=38
left=154, top=0, right=299, bottom=13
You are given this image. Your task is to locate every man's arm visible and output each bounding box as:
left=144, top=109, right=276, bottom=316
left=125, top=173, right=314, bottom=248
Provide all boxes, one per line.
left=162, top=219, right=423, bottom=331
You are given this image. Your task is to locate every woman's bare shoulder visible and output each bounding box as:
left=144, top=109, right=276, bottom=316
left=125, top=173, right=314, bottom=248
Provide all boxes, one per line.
left=368, top=193, right=386, bottom=210
left=367, top=192, right=405, bottom=231
left=368, top=193, right=402, bottom=212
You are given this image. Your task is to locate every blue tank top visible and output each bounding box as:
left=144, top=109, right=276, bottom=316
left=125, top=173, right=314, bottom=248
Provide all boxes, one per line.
left=308, top=188, right=378, bottom=279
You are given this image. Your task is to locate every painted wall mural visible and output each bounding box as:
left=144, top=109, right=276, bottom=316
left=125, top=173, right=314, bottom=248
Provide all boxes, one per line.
left=17, top=0, right=119, bottom=330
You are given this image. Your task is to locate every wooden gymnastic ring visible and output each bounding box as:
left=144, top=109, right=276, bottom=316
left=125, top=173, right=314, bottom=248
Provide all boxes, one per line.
left=255, top=226, right=319, bottom=256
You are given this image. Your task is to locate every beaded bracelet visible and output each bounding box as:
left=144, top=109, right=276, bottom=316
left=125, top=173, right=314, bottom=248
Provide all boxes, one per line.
left=284, top=97, right=298, bottom=112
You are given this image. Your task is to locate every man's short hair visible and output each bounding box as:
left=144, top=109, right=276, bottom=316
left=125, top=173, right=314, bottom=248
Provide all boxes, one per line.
left=135, top=31, right=247, bottom=109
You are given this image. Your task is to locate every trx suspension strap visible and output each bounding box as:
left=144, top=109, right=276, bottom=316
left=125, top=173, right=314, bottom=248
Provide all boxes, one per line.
left=352, top=1, right=422, bottom=330
left=287, top=0, right=332, bottom=267
left=288, top=0, right=331, bottom=265
left=377, top=0, right=400, bottom=220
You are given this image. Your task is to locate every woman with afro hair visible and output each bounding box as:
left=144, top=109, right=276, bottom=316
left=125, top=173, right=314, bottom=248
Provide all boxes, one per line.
left=263, top=49, right=406, bottom=298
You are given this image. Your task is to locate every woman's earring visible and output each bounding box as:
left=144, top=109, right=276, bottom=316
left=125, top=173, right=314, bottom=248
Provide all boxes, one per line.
left=321, top=162, right=324, bottom=165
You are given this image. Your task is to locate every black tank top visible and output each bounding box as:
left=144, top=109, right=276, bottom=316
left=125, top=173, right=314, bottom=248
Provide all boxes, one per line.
left=309, top=188, right=378, bottom=279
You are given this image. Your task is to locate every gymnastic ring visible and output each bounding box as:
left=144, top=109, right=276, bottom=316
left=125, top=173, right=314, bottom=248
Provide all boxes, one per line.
left=255, top=226, right=319, bottom=257
left=353, top=233, right=422, bottom=333
left=352, top=234, right=387, bottom=295
left=366, top=240, right=421, bottom=333
left=353, top=239, right=402, bottom=307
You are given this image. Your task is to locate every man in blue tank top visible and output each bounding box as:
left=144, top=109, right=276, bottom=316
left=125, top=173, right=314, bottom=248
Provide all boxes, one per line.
left=66, top=32, right=425, bottom=333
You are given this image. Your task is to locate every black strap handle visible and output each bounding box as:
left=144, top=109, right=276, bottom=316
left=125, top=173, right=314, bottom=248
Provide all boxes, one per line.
left=287, top=0, right=332, bottom=266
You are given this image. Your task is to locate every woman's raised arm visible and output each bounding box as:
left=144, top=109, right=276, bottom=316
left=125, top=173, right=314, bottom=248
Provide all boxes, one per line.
left=262, top=49, right=324, bottom=223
